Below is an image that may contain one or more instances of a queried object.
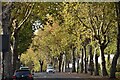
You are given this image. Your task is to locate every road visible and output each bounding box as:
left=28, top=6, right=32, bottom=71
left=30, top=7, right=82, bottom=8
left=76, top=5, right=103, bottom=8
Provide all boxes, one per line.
left=33, top=72, right=109, bottom=80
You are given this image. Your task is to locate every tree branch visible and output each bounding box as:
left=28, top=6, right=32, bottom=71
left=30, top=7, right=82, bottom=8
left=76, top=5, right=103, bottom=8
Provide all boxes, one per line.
left=104, top=36, right=110, bottom=48
left=88, top=6, right=97, bottom=36
left=17, top=3, right=35, bottom=31
left=24, top=4, right=30, bottom=18
left=77, top=16, right=90, bottom=29
left=101, top=6, right=105, bottom=34
left=103, top=20, right=113, bottom=34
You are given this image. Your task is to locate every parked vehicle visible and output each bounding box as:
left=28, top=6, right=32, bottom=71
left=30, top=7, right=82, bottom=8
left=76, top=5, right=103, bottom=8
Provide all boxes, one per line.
left=46, top=64, right=55, bottom=73
left=12, top=69, right=34, bottom=80
left=19, top=66, right=34, bottom=75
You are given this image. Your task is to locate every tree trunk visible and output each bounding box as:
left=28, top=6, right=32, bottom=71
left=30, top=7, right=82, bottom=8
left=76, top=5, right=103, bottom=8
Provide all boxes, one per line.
left=40, top=64, right=43, bottom=72
left=61, top=53, right=66, bottom=72
left=77, top=57, right=80, bottom=73
left=84, top=46, right=87, bottom=73
left=89, top=45, right=94, bottom=75
left=110, top=2, right=120, bottom=78
left=39, top=60, right=43, bottom=72
left=107, top=54, right=110, bottom=70
left=110, top=55, right=119, bottom=78
left=72, top=47, right=76, bottom=72
left=58, top=60, right=61, bottom=72
left=13, top=34, right=19, bottom=72
left=2, top=4, right=13, bottom=79
left=58, top=53, right=62, bottom=72
left=68, top=61, right=70, bottom=69
left=95, top=53, right=99, bottom=76
left=81, top=48, right=84, bottom=73
left=100, top=45, right=108, bottom=76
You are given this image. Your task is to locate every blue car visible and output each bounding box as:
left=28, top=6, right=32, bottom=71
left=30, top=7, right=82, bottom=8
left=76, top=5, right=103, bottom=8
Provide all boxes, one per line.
left=12, top=69, right=34, bottom=80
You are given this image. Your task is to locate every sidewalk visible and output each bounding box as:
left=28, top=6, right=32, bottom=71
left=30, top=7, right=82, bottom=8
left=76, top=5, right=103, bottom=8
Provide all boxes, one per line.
left=34, top=72, right=120, bottom=80
left=55, top=72, right=108, bottom=78
left=62, top=72, right=120, bottom=80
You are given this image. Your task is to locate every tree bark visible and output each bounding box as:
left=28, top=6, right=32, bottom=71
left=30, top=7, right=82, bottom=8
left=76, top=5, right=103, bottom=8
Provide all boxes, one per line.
left=11, top=18, right=20, bottom=72
left=12, top=31, right=19, bottom=72
left=2, top=3, right=13, bottom=79
left=68, top=61, right=70, bottom=69
left=107, top=54, right=110, bottom=70
left=89, top=45, right=94, bottom=75
left=58, top=53, right=62, bottom=72
left=77, top=57, right=80, bottom=73
left=84, top=46, right=87, bottom=73
left=72, top=47, right=76, bottom=72
left=61, top=53, right=66, bottom=72
left=39, top=60, right=43, bottom=72
left=81, top=48, right=84, bottom=73
left=95, top=53, right=99, bottom=76
left=110, top=2, right=120, bottom=78
left=100, top=45, right=108, bottom=76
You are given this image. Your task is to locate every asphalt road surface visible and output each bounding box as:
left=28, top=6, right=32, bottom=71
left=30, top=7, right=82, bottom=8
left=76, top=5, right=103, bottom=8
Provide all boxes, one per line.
left=33, top=72, right=110, bottom=80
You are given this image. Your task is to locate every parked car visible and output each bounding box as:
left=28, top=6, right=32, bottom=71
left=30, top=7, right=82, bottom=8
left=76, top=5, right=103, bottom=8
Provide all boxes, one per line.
left=12, top=69, right=34, bottom=80
left=20, top=66, right=34, bottom=75
left=46, top=64, right=55, bottom=73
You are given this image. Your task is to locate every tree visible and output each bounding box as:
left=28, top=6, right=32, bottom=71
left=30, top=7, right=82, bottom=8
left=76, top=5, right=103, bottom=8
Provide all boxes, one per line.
left=39, top=60, right=44, bottom=72
left=30, top=14, right=64, bottom=72
left=110, top=2, right=120, bottom=78
left=77, top=3, right=116, bottom=76
left=81, top=39, right=89, bottom=74
left=10, top=2, right=34, bottom=72
left=11, top=2, right=58, bottom=72
left=20, top=48, right=41, bottom=71
left=2, top=2, right=13, bottom=79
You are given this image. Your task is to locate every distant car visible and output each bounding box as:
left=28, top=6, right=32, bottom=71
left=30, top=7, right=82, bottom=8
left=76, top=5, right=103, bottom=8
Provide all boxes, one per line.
left=46, top=64, right=55, bottom=73
left=12, top=69, right=34, bottom=80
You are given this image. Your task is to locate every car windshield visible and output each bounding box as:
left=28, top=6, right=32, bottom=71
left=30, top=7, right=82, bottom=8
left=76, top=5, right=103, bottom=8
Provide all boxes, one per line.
left=21, top=68, right=29, bottom=70
left=47, top=67, right=53, bottom=69
left=20, top=67, right=30, bottom=70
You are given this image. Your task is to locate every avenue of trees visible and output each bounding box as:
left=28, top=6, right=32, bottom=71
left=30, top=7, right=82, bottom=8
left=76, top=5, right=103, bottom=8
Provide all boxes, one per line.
left=1, top=2, right=120, bottom=79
